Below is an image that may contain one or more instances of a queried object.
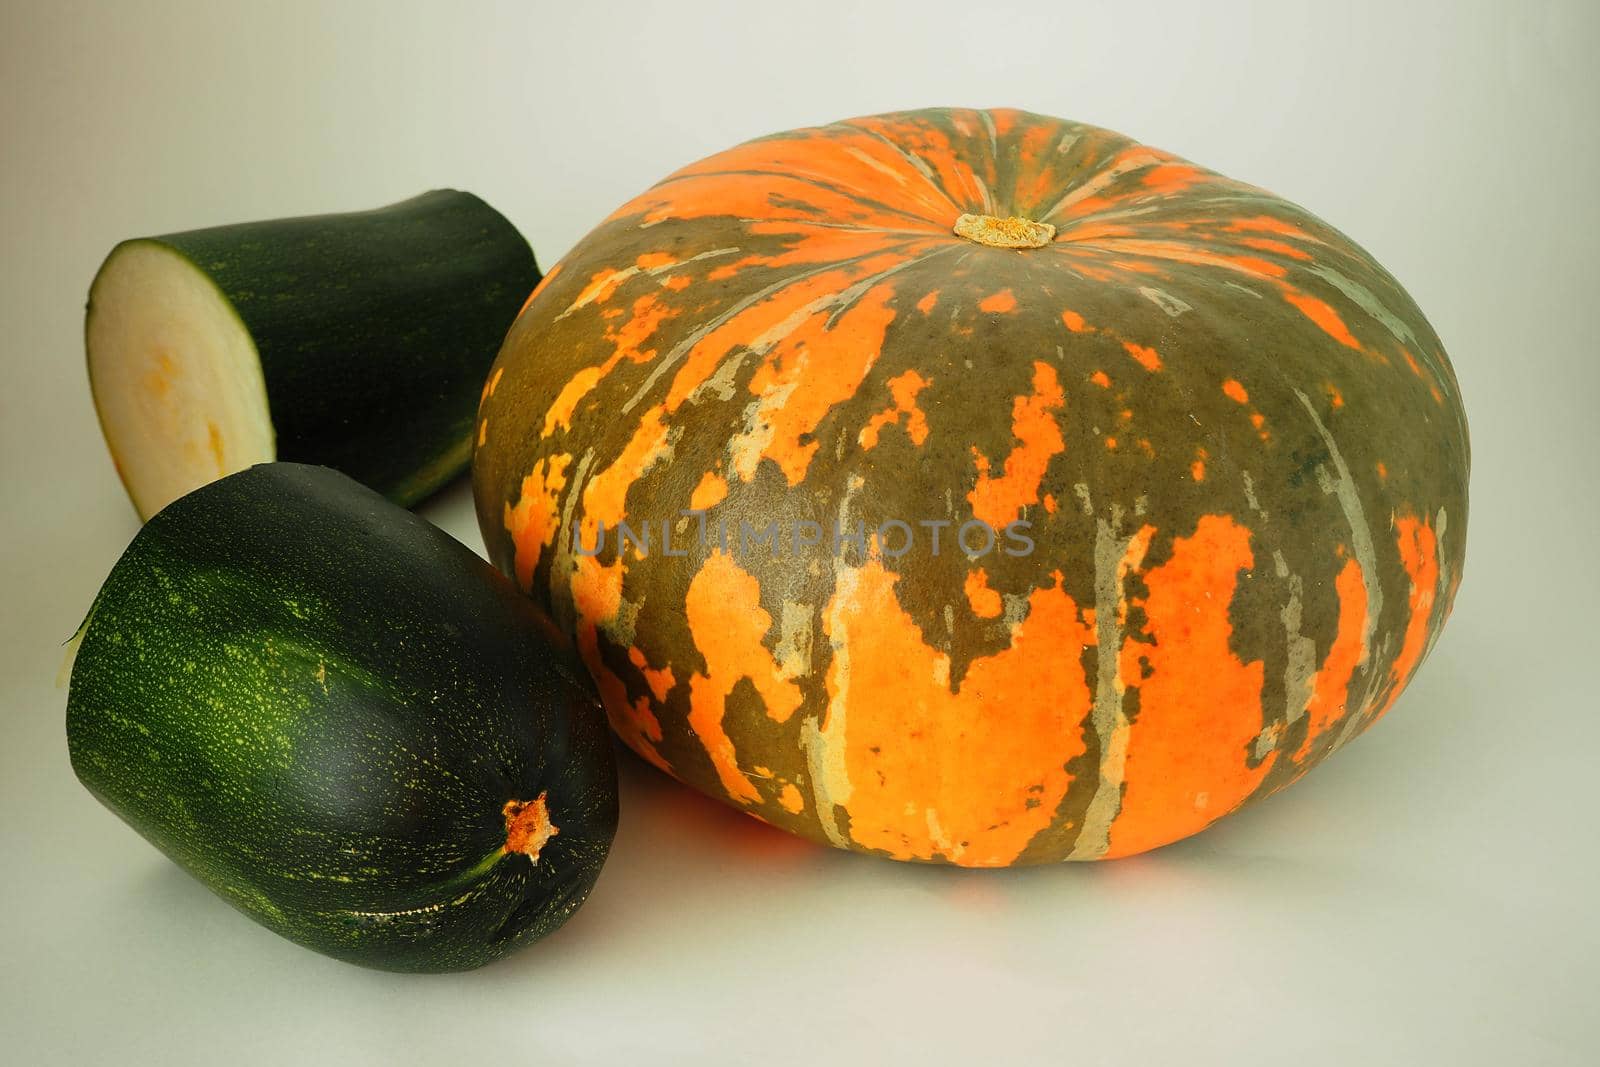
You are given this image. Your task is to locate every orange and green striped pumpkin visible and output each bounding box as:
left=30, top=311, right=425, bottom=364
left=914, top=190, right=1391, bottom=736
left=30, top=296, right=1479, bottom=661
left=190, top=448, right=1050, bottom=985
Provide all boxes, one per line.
left=473, top=108, right=1468, bottom=866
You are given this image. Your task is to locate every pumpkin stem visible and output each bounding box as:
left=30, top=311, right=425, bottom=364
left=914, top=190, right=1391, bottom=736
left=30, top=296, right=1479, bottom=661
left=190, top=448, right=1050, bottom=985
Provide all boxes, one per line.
left=503, top=793, right=559, bottom=864
left=953, top=212, right=1056, bottom=249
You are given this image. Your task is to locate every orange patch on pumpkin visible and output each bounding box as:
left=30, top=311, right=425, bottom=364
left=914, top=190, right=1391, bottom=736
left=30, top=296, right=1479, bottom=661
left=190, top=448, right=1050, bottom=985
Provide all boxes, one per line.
left=1059, top=193, right=1120, bottom=219
left=736, top=283, right=900, bottom=485
left=823, top=561, right=1094, bottom=866
left=1142, top=163, right=1203, bottom=191
left=979, top=289, right=1018, bottom=314
left=1076, top=237, right=1288, bottom=281
left=778, top=783, right=805, bottom=814
left=664, top=252, right=913, bottom=415
left=1059, top=222, right=1134, bottom=243
left=1105, top=515, right=1274, bottom=858
left=578, top=621, right=668, bottom=771
left=664, top=124, right=956, bottom=226
left=1283, top=289, right=1361, bottom=349
left=1122, top=341, right=1162, bottom=372
left=634, top=252, right=677, bottom=270
left=1225, top=216, right=1325, bottom=243
left=1294, top=557, right=1369, bottom=760
left=607, top=293, right=678, bottom=364
left=503, top=453, right=573, bottom=589
left=543, top=296, right=679, bottom=437
left=566, top=266, right=633, bottom=315
left=1368, top=515, right=1440, bottom=726
left=1237, top=236, right=1313, bottom=260
left=629, top=646, right=678, bottom=703
left=964, top=568, right=1003, bottom=619
left=633, top=169, right=900, bottom=230
left=571, top=552, right=624, bottom=630
left=859, top=369, right=931, bottom=450
left=580, top=403, right=674, bottom=543
left=544, top=367, right=602, bottom=437
left=480, top=365, right=505, bottom=404
left=689, top=470, right=728, bottom=511
left=684, top=554, right=805, bottom=805
left=967, top=361, right=1066, bottom=528
left=707, top=258, right=758, bottom=282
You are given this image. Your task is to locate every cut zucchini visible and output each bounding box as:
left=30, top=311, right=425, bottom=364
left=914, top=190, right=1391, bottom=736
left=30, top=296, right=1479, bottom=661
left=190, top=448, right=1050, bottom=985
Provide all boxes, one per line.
left=86, top=190, right=539, bottom=518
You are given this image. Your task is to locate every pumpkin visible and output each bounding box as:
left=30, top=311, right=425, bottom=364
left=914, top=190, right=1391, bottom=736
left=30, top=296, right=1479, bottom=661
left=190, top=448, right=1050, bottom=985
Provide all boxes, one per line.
left=473, top=108, right=1468, bottom=866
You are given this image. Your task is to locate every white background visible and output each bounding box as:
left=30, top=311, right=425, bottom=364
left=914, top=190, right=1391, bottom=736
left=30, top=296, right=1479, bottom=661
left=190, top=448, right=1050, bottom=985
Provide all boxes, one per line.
left=3, top=1, right=1597, bottom=1063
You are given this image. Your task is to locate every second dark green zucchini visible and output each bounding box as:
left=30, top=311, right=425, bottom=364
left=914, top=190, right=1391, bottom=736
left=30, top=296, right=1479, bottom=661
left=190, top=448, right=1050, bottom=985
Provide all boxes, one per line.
left=65, top=463, right=616, bottom=972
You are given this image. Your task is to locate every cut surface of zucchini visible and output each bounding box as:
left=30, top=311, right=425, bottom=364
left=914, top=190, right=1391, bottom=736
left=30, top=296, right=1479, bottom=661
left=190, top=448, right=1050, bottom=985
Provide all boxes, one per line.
left=84, top=191, right=539, bottom=518
left=87, top=240, right=274, bottom=517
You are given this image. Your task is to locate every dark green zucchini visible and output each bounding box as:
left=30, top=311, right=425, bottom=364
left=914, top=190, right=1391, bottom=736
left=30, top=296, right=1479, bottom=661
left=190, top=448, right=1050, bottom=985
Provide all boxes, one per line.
left=65, top=463, right=616, bottom=973
left=86, top=190, right=540, bottom=518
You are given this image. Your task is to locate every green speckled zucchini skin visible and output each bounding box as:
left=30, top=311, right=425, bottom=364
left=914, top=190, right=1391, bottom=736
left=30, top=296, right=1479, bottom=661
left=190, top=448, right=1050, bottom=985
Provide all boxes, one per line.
left=114, top=190, right=540, bottom=506
left=66, top=463, right=616, bottom=973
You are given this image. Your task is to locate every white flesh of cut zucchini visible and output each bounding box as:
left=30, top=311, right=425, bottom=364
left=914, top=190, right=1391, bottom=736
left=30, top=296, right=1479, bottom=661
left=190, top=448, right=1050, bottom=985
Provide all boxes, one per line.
left=87, top=241, right=275, bottom=518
